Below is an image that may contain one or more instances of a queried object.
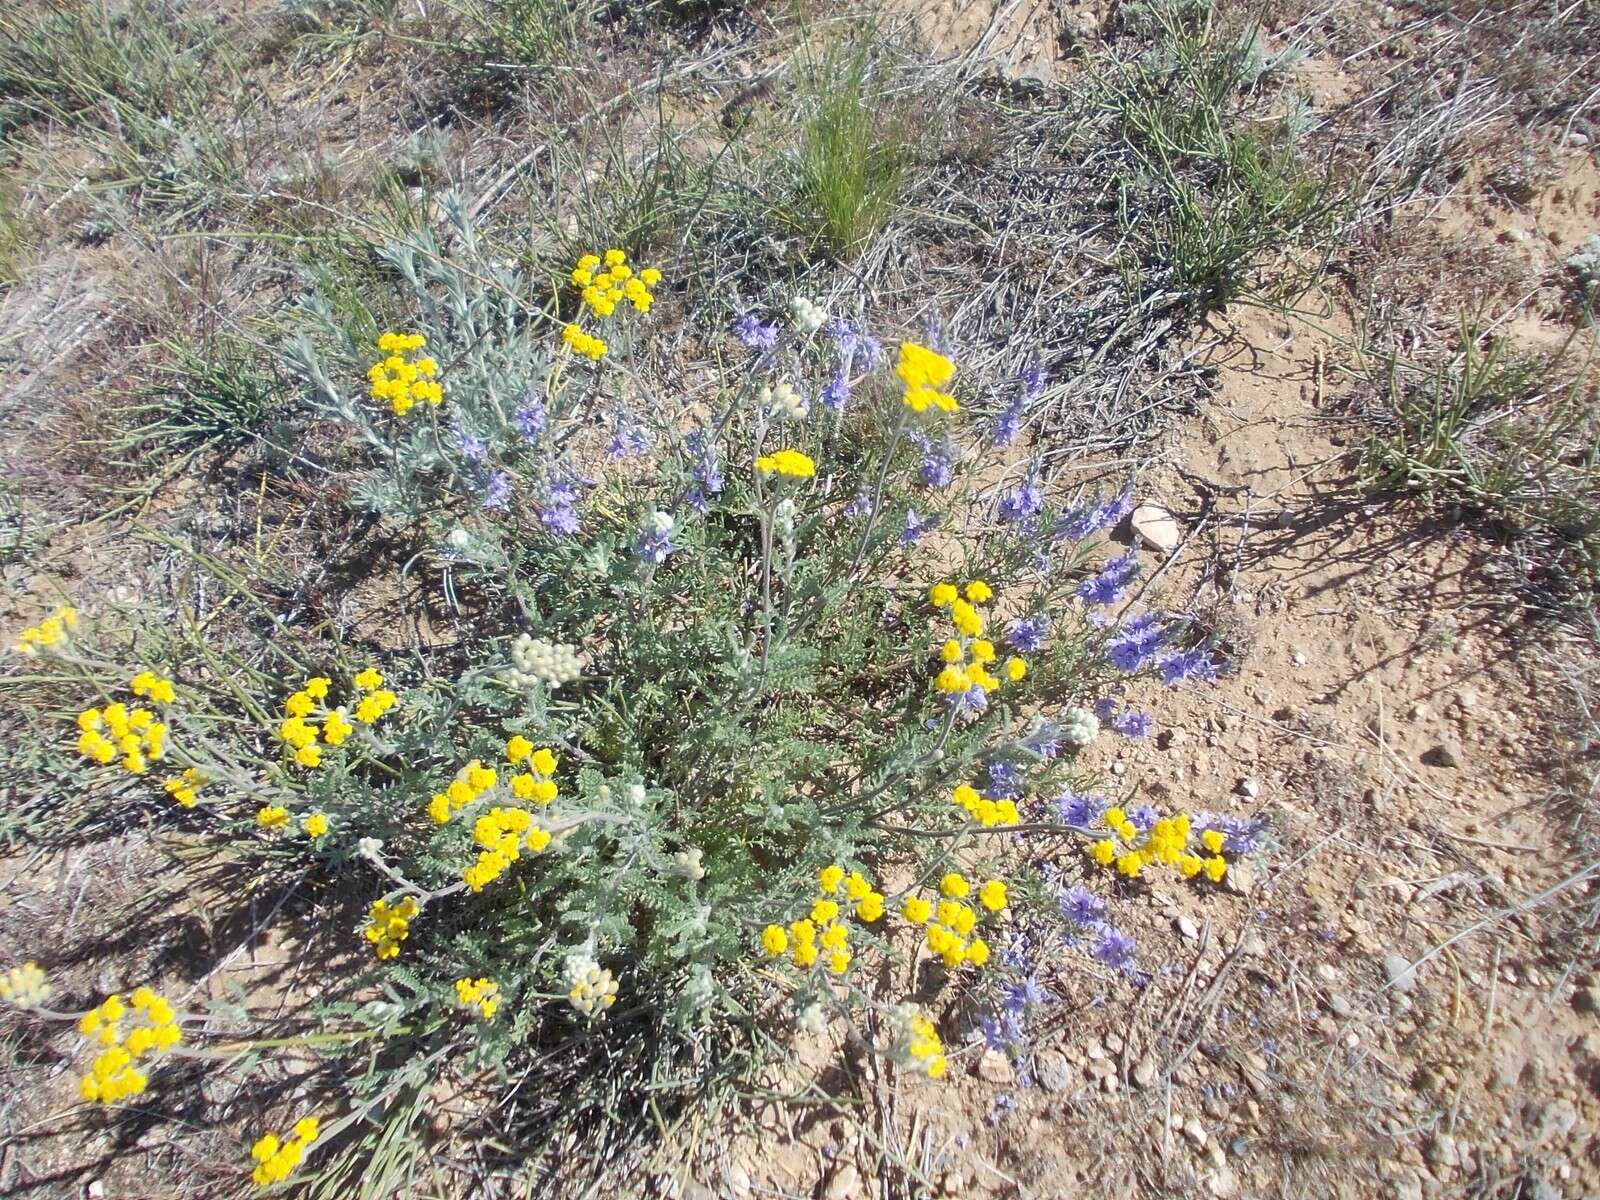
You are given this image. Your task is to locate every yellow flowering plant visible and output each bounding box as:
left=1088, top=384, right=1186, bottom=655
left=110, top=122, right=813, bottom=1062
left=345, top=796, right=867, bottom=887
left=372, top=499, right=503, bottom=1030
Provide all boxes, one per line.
left=0, top=198, right=1256, bottom=1187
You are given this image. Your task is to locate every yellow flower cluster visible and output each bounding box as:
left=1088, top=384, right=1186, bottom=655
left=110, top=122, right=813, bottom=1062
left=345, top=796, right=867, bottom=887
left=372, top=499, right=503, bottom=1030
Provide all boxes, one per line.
left=304, top=812, right=329, bottom=838
left=76, top=986, right=181, bottom=1104
left=759, top=864, right=886, bottom=976
left=454, top=976, right=500, bottom=1019
left=163, top=767, right=207, bottom=808
left=256, top=805, right=290, bottom=830
left=368, top=331, right=442, bottom=416
left=365, top=896, right=419, bottom=959
left=464, top=806, right=552, bottom=892
left=572, top=248, right=662, bottom=318
left=13, top=604, right=76, bottom=654
left=250, top=1116, right=321, bottom=1188
left=896, top=342, right=958, bottom=414
left=130, top=670, right=177, bottom=705
left=0, top=961, right=49, bottom=1007
left=948, top=783, right=1020, bottom=828
left=1085, top=807, right=1228, bottom=882
left=429, top=758, right=497, bottom=824
left=561, top=322, right=607, bottom=361
left=928, top=581, right=1026, bottom=696
left=430, top=739, right=558, bottom=826
left=890, top=1002, right=947, bottom=1078
left=898, top=872, right=1005, bottom=969
left=76, top=695, right=168, bottom=775
left=277, top=669, right=392, bottom=769
left=755, top=448, right=817, bottom=479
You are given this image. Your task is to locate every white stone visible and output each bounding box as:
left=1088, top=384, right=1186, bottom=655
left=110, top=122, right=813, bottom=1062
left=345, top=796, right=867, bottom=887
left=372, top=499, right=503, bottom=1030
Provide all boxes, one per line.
left=1130, top=503, right=1182, bottom=552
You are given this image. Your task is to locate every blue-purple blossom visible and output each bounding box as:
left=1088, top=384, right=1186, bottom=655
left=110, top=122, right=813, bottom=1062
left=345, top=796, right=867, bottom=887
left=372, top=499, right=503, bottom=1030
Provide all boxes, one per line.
left=1193, top=812, right=1266, bottom=855
left=1008, top=615, right=1051, bottom=653
left=1158, top=645, right=1221, bottom=686
left=1055, top=483, right=1136, bottom=542
left=514, top=399, right=545, bottom=441
left=1004, top=974, right=1049, bottom=1012
left=826, top=320, right=885, bottom=372
left=684, top=430, right=724, bottom=514
left=955, top=682, right=988, bottom=714
left=540, top=479, right=581, bottom=536
left=1127, top=804, right=1158, bottom=834
left=1078, top=550, right=1140, bottom=605
left=731, top=312, right=778, bottom=352
left=1059, top=886, right=1105, bottom=926
left=919, top=442, right=955, bottom=489
left=998, top=477, right=1044, bottom=523
left=1022, top=721, right=1062, bottom=759
left=844, top=490, right=873, bottom=518
left=1019, top=358, right=1048, bottom=396
left=607, top=410, right=649, bottom=460
left=1091, top=924, right=1137, bottom=970
left=635, top=530, right=673, bottom=563
left=820, top=372, right=851, bottom=413
left=1106, top=612, right=1170, bottom=672
left=1054, top=789, right=1103, bottom=828
left=978, top=1011, right=1025, bottom=1051
left=984, top=759, right=1023, bottom=800
left=481, top=470, right=512, bottom=510
left=991, top=400, right=1022, bottom=447
left=1113, top=710, right=1154, bottom=737
left=457, top=426, right=488, bottom=463
left=1095, top=694, right=1154, bottom=738
left=902, top=508, right=934, bottom=544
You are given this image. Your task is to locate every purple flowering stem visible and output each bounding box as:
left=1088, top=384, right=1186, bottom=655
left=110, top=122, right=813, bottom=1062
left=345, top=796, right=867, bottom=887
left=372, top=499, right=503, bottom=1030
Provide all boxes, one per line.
left=843, top=404, right=912, bottom=584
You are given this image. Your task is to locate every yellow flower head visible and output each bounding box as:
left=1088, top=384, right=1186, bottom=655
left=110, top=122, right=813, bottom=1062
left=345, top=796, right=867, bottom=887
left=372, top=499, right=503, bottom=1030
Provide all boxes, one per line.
left=754, top=448, right=816, bottom=479
left=978, top=879, right=1008, bottom=912
left=939, top=872, right=969, bottom=899
left=928, top=582, right=958, bottom=608
left=818, top=864, right=845, bottom=894
left=761, top=924, right=788, bottom=957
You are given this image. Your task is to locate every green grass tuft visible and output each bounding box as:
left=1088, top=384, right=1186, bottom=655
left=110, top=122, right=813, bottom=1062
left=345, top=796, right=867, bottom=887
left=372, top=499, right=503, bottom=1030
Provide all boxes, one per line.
left=1360, top=317, right=1600, bottom=605
left=787, top=34, right=911, bottom=260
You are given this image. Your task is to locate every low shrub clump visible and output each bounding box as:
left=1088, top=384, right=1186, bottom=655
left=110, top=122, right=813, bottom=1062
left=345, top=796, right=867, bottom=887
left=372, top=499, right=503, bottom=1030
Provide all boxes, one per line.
left=2, top=196, right=1250, bottom=1189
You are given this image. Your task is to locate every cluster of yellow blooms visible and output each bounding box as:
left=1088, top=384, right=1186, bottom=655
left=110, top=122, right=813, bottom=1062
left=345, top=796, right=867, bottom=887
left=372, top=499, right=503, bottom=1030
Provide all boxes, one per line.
left=572, top=248, right=662, bottom=318
left=755, top=448, right=817, bottom=479
left=896, top=342, right=958, bottom=414
left=365, top=896, right=420, bottom=959
left=1086, top=806, right=1228, bottom=883
left=899, top=872, right=1007, bottom=969
left=760, top=864, right=887, bottom=976
left=928, top=581, right=1027, bottom=697
left=367, top=331, right=442, bottom=416
left=259, top=805, right=329, bottom=838
left=276, top=669, right=393, bottom=769
left=77, top=986, right=182, bottom=1103
left=465, top=806, right=553, bottom=892
left=0, top=961, right=49, bottom=1007
left=561, top=322, right=607, bottom=361
left=889, top=1002, right=947, bottom=1078
left=250, top=1116, right=321, bottom=1188
left=76, top=690, right=170, bottom=775
left=13, top=604, right=76, bottom=654
left=428, top=737, right=559, bottom=825
left=454, top=976, right=500, bottom=1019
left=162, top=766, right=207, bottom=808
left=948, top=783, right=1021, bottom=828
left=130, top=670, right=178, bottom=705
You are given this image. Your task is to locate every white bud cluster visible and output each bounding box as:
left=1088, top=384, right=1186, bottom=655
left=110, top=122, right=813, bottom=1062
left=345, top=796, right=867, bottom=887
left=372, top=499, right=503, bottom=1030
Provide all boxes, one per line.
left=796, top=1000, right=827, bottom=1035
left=1061, top=706, right=1101, bottom=748
left=505, top=634, right=583, bottom=691
left=760, top=381, right=808, bottom=421
left=563, top=953, right=619, bottom=1018
left=671, top=846, right=705, bottom=880
left=790, top=295, right=827, bottom=333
